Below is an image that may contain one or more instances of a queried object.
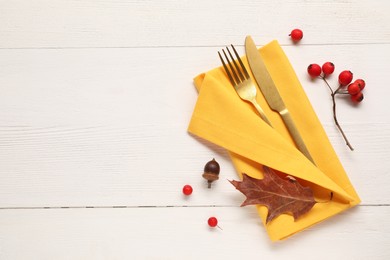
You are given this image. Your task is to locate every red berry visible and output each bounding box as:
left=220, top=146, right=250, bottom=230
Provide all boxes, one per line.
left=351, top=92, right=364, bottom=103
left=289, top=29, right=303, bottom=42
left=338, top=70, right=353, bottom=86
left=322, top=62, right=335, bottom=76
left=307, top=64, right=322, bottom=77
left=347, top=83, right=361, bottom=95
left=354, top=79, right=365, bottom=90
left=182, top=185, right=193, bottom=196
left=208, top=217, right=218, bottom=227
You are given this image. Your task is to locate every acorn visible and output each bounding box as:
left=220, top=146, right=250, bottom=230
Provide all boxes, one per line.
left=202, top=158, right=220, bottom=188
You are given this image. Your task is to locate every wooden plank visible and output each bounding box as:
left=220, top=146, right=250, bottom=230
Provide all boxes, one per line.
left=0, top=206, right=388, bottom=259
left=0, top=0, right=389, bottom=48
left=0, top=44, right=388, bottom=207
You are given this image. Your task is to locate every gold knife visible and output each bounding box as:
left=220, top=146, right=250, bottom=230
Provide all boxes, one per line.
left=245, top=36, right=315, bottom=164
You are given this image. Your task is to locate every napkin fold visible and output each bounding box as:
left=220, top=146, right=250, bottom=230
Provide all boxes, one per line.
left=188, top=40, right=360, bottom=241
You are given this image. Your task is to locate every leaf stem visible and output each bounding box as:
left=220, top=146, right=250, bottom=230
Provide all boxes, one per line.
left=316, top=192, right=334, bottom=203
left=321, top=76, right=354, bottom=151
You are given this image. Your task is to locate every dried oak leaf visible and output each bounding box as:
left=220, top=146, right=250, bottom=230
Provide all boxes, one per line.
left=230, top=166, right=316, bottom=224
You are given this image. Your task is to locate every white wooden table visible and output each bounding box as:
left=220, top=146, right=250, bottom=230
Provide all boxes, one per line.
left=1, top=1, right=389, bottom=259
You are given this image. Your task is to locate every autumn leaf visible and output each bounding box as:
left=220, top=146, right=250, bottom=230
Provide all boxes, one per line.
left=230, top=166, right=316, bottom=224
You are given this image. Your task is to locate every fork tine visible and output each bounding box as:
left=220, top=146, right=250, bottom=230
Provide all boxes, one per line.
left=218, top=51, right=235, bottom=86
left=226, top=47, right=245, bottom=82
left=231, top=44, right=250, bottom=79
left=222, top=49, right=240, bottom=85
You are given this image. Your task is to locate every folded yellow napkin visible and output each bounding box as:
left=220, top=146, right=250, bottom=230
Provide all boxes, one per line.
left=188, top=40, right=360, bottom=241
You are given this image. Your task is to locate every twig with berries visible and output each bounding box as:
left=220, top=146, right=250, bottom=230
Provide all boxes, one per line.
left=307, top=62, right=365, bottom=151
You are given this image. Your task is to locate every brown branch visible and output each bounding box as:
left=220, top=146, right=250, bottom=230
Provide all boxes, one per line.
left=321, top=77, right=354, bottom=151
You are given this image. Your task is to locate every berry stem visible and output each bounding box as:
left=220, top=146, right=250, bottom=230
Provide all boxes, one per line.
left=321, top=77, right=354, bottom=151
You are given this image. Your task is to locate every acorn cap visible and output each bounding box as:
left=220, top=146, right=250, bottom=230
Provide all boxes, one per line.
left=202, top=172, right=219, bottom=182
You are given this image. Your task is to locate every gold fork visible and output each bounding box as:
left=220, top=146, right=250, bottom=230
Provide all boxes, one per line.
left=218, top=45, right=272, bottom=126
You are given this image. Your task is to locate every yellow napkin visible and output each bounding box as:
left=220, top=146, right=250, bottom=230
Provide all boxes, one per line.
left=188, top=40, right=360, bottom=241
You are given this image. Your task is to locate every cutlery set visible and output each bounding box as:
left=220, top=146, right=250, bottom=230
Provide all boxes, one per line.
left=219, top=36, right=314, bottom=164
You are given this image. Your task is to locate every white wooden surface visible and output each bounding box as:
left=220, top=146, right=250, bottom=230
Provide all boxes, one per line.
left=0, top=0, right=389, bottom=259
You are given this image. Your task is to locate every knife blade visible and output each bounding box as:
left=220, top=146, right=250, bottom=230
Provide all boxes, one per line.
left=245, top=36, right=315, bottom=164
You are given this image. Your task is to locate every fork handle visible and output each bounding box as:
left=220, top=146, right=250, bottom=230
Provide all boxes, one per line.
left=252, top=101, right=272, bottom=126
left=279, top=109, right=315, bottom=164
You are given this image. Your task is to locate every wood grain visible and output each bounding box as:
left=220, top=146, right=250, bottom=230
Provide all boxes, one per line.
left=0, top=0, right=389, bottom=258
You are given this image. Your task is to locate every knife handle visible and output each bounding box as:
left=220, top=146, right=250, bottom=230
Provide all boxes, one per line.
left=279, top=109, right=315, bottom=164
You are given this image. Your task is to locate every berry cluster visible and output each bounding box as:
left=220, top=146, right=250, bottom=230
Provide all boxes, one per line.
left=307, top=62, right=366, bottom=150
